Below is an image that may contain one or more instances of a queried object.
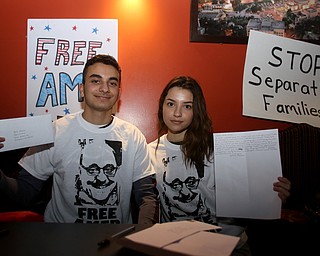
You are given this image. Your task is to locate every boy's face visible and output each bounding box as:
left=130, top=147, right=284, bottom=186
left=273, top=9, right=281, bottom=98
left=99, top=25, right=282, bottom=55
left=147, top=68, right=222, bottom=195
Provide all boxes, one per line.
left=80, top=62, right=120, bottom=113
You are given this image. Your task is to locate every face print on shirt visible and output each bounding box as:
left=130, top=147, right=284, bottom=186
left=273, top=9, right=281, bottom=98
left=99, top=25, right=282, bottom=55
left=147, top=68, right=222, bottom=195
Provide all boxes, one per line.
left=163, top=171, right=200, bottom=203
left=75, top=139, right=122, bottom=206
left=162, top=169, right=203, bottom=219
left=161, top=155, right=213, bottom=223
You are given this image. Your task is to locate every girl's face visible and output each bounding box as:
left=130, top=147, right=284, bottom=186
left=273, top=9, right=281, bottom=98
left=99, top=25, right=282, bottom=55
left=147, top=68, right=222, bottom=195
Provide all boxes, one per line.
left=163, top=87, right=194, bottom=142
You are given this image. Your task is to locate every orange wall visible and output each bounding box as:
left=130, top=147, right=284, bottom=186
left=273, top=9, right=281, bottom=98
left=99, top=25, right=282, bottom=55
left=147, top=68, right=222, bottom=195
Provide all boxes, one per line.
left=0, top=0, right=290, bottom=142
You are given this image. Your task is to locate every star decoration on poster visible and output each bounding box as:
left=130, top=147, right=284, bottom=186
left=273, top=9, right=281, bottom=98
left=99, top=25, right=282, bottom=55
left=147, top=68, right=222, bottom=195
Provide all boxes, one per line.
left=92, top=27, right=99, bottom=34
left=44, top=25, right=52, bottom=31
left=63, top=108, right=70, bottom=115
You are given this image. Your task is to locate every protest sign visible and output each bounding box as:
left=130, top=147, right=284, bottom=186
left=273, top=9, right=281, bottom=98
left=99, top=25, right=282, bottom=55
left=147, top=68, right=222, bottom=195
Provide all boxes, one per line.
left=27, top=19, right=118, bottom=119
left=243, top=30, right=320, bottom=128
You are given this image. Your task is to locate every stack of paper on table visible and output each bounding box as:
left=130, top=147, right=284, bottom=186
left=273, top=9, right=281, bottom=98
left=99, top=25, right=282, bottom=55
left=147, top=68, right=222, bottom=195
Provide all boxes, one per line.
left=117, top=220, right=239, bottom=256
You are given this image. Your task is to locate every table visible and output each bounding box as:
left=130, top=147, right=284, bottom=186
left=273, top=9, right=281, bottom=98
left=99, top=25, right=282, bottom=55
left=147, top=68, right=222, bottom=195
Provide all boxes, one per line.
left=0, top=222, right=150, bottom=256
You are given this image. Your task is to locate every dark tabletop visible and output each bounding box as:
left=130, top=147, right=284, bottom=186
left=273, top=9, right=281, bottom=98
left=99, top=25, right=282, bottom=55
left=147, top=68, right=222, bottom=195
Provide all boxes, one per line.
left=0, top=222, right=150, bottom=256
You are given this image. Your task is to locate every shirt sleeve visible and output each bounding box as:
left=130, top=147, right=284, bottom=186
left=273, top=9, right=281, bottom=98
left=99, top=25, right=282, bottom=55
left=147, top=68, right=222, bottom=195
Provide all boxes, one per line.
left=132, top=174, right=159, bottom=225
left=0, top=168, right=45, bottom=206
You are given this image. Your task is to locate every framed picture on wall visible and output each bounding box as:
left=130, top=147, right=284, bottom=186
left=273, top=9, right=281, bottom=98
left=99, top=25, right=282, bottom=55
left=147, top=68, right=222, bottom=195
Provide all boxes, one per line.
left=190, top=0, right=320, bottom=45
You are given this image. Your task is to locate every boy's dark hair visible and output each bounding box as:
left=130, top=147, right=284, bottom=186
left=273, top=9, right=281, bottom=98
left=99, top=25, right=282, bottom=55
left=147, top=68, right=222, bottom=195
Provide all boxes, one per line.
left=82, top=54, right=121, bottom=84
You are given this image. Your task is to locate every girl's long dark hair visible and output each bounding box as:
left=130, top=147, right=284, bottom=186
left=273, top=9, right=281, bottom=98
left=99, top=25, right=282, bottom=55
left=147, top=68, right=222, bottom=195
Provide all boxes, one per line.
left=157, top=76, right=213, bottom=177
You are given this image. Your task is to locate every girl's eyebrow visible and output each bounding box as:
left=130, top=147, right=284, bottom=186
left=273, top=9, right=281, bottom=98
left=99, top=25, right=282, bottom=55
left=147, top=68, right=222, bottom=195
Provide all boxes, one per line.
left=166, top=98, right=193, bottom=104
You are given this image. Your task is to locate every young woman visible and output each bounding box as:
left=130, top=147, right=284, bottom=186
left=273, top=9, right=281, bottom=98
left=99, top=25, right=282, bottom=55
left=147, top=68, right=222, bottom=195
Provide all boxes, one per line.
left=148, top=76, right=291, bottom=255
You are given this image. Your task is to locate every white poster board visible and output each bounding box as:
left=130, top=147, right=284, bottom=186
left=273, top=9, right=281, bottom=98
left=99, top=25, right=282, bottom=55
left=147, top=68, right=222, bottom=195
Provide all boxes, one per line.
left=27, top=19, right=118, bottom=120
left=243, top=30, right=320, bottom=128
left=214, top=129, right=282, bottom=219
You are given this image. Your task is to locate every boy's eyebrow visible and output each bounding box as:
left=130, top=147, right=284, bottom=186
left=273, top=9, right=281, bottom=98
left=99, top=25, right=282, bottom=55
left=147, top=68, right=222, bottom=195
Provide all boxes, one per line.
left=88, top=74, right=119, bottom=82
left=108, top=77, right=119, bottom=82
left=89, top=74, right=102, bottom=79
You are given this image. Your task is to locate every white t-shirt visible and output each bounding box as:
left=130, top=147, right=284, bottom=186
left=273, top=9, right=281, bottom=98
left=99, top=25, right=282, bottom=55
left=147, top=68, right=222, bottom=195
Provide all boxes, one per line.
left=148, top=134, right=246, bottom=241
left=19, top=111, right=155, bottom=223
left=148, top=134, right=217, bottom=224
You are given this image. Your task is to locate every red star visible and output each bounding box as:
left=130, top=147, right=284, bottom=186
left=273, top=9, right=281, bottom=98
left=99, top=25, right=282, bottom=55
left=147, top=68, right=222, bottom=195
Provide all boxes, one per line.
left=30, top=26, right=34, bottom=31
left=72, top=25, right=77, bottom=31
left=45, top=109, right=49, bottom=113
left=106, top=38, right=111, bottom=42
left=44, top=67, right=48, bottom=71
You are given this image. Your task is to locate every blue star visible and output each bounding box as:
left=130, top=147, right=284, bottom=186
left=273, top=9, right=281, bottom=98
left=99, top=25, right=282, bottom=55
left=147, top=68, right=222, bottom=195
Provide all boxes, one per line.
left=44, top=25, right=52, bottom=31
left=63, top=108, right=70, bottom=115
left=31, top=75, right=37, bottom=80
left=92, top=27, right=99, bottom=34
left=29, top=113, right=34, bottom=116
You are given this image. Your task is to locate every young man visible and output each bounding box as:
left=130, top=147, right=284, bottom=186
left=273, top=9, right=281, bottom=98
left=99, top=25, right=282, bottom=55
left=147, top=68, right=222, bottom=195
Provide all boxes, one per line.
left=0, top=55, right=158, bottom=224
